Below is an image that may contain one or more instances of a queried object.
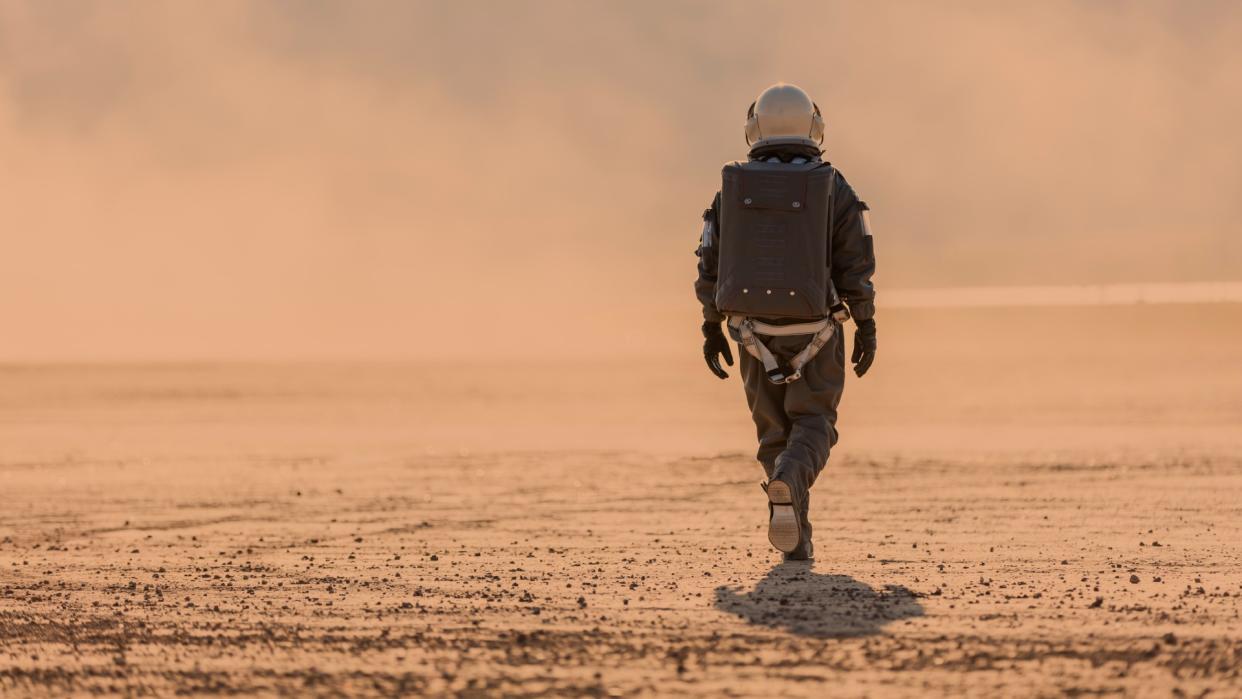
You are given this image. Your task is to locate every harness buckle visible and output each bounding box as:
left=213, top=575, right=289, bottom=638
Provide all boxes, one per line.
left=766, top=368, right=802, bottom=385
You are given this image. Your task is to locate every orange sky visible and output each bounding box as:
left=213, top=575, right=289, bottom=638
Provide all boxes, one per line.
left=2, top=1, right=1240, bottom=360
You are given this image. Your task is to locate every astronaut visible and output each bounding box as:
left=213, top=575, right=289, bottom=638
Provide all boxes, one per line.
left=694, top=83, right=877, bottom=560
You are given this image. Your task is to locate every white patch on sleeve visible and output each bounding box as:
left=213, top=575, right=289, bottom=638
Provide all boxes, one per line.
left=860, top=210, right=873, bottom=237
left=700, top=219, right=715, bottom=248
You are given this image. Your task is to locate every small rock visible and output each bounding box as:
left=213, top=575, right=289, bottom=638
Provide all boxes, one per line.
left=1130, top=574, right=1140, bottom=584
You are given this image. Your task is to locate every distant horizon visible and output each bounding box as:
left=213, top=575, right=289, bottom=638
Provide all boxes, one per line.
left=2, top=286, right=1238, bottom=364
left=885, top=280, right=1242, bottom=308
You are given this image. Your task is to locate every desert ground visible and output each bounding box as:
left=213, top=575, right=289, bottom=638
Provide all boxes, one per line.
left=2, top=305, right=1241, bottom=697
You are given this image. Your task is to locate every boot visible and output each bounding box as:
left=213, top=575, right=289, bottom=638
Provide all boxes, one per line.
left=763, top=463, right=810, bottom=555
left=782, top=492, right=813, bottom=561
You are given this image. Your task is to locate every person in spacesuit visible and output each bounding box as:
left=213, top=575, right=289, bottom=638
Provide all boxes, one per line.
left=694, top=83, right=877, bottom=560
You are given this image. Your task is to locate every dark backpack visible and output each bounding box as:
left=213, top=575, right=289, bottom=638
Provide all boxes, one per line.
left=714, top=160, right=835, bottom=320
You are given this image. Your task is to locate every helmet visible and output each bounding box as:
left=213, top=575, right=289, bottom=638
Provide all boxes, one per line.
left=744, top=83, right=825, bottom=149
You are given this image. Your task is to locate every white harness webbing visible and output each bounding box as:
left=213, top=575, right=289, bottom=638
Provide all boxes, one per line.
left=728, top=316, right=836, bottom=385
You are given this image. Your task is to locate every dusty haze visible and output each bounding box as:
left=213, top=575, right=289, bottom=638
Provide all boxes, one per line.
left=2, top=0, right=1241, bottom=360
left=4, top=4, right=1242, bottom=696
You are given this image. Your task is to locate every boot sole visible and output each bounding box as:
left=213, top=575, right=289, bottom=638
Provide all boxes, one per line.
left=766, top=479, right=800, bottom=553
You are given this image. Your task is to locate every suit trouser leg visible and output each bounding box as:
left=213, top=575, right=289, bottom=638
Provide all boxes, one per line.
left=739, top=349, right=790, bottom=480
left=738, top=327, right=846, bottom=535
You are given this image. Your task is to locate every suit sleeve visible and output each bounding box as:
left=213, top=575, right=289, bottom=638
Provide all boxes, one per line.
left=693, top=192, right=726, bottom=323
left=830, top=173, right=877, bottom=321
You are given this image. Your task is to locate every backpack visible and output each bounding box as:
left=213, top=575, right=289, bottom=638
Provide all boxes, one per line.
left=713, top=160, right=835, bottom=320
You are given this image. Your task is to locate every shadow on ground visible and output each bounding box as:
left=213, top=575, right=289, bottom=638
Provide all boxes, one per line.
left=715, top=562, right=923, bottom=638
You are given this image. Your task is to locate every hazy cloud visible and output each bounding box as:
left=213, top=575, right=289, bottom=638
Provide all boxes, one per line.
left=2, top=0, right=1239, bottom=359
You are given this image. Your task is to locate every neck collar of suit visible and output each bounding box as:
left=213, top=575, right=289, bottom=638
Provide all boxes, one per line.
left=747, top=143, right=824, bottom=162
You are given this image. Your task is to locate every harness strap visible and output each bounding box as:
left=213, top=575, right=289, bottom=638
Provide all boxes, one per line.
left=746, top=318, right=829, bottom=336
left=728, top=316, right=836, bottom=385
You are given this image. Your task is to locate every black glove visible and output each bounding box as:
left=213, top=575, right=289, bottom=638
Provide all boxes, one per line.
left=702, top=321, right=734, bottom=380
left=852, top=318, right=876, bottom=378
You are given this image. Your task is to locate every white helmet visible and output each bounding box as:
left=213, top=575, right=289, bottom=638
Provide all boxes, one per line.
left=744, top=83, right=825, bottom=149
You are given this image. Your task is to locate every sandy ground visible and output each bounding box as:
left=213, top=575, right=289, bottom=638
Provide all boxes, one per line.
left=2, top=306, right=1241, bottom=697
